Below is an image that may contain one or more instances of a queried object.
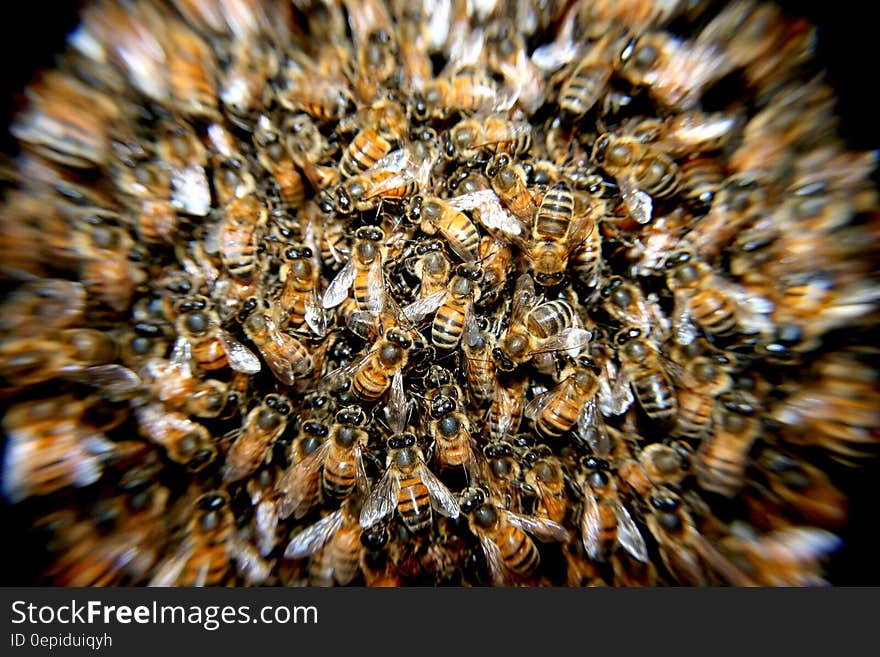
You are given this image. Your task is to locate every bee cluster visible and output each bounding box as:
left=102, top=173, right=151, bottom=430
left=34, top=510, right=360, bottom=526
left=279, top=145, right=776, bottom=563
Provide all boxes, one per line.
left=1, top=0, right=879, bottom=587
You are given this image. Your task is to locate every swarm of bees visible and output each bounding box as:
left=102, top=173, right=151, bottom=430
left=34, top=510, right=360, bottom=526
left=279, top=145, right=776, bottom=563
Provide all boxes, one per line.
left=1, top=0, right=879, bottom=587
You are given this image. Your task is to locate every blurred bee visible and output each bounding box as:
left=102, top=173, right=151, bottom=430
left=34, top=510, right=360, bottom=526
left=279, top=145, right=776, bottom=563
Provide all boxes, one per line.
left=276, top=245, right=328, bottom=336
left=0, top=278, right=86, bottom=338
left=322, top=225, right=387, bottom=315
left=444, top=114, right=533, bottom=162
left=646, top=487, right=753, bottom=586
left=284, top=113, right=341, bottom=191
left=591, top=132, right=680, bottom=226
left=210, top=195, right=268, bottom=282
left=610, top=327, right=677, bottom=423
left=555, top=30, right=627, bottom=117
left=223, top=394, right=292, bottom=484
left=73, top=213, right=143, bottom=313
left=241, top=299, right=314, bottom=385
left=246, top=468, right=284, bottom=558
left=522, top=450, right=569, bottom=525
left=155, top=118, right=211, bottom=218
left=748, top=447, right=848, bottom=531
left=577, top=456, right=649, bottom=564
left=219, top=38, right=279, bottom=126
left=409, top=195, right=481, bottom=259
left=284, top=496, right=368, bottom=587
left=459, top=486, right=569, bottom=586
left=276, top=419, right=331, bottom=520
left=149, top=492, right=271, bottom=586
left=414, top=68, right=503, bottom=121
left=484, top=19, right=544, bottom=114
left=210, top=153, right=258, bottom=207
left=174, top=296, right=262, bottom=374
left=354, top=28, right=400, bottom=103
left=135, top=403, right=216, bottom=472
left=679, top=155, right=725, bottom=212
left=275, top=59, right=353, bottom=122
left=664, top=248, right=774, bottom=345
left=1, top=396, right=123, bottom=503
left=637, top=441, right=694, bottom=490
left=166, top=18, right=220, bottom=120
left=601, top=277, right=656, bottom=336
left=253, top=115, right=307, bottom=210
left=144, top=347, right=229, bottom=419
left=493, top=274, right=592, bottom=372
left=674, top=354, right=734, bottom=440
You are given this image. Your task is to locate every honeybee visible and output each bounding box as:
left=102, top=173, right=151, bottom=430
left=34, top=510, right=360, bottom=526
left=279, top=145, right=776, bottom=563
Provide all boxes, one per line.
left=591, top=132, right=680, bottom=226
left=166, top=18, right=220, bottom=120
left=522, top=451, right=569, bottom=525
left=354, top=28, right=400, bottom=103
left=416, top=262, right=483, bottom=351
left=284, top=496, right=368, bottom=587
left=245, top=468, right=284, bottom=557
left=174, top=296, right=261, bottom=374
left=406, top=239, right=451, bottom=301
left=155, top=119, right=211, bottom=218
left=73, top=214, right=143, bottom=313
left=276, top=245, right=328, bottom=336
left=322, top=226, right=387, bottom=315
left=410, top=195, right=481, bottom=259
left=1, top=396, right=122, bottom=503
left=646, top=487, right=753, bottom=586
left=493, top=274, right=592, bottom=372
left=476, top=235, right=514, bottom=306
left=577, top=456, right=649, bottom=564
left=414, top=68, right=503, bottom=120
left=241, top=300, right=314, bottom=385
left=135, top=403, right=216, bottom=472
left=664, top=248, right=774, bottom=345
left=0, top=278, right=85, bottom=338
left=276, top=419, right=331, bottom=520
left=427, top=392, right=481, bottom=483
left=219, top=38, right=278, bottom=126
left=275, top=58, right=353, bottom=122
left=675, top=355, right=734, bottom=440
left=611, top=327, right=677, bottom=423
left=462, top=313, right=496, bottom=407
left=524, top=361, right=604, bottom=450
left=210, top=195, right=268, bottom=282
left=555, top=30, right=627, bottom=117
left=149, top=492, right=271, bottom=586
left=326, top=323, right=413, bottom=403
left=485, top=153, right=538, bottom=226
left=679, top=155, right=725, bottom=211
left=334, top=149, right=420, bottom=214
left=253, top=115, right=307, bottom=210
left=749, top=447, right=848, bottom=531
left=444, top=114, right=533, bottom=162
left=223, top=394, right=292, bottom=483
left=459, top=486, right=569, bottom=586
left=339, top=127, right=395, bottom=180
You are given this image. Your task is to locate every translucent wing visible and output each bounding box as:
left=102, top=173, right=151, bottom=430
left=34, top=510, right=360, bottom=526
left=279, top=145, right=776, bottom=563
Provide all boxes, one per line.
left=322, top=260, right=356, bottom=309
left=403, top=290, right=447, bottom=324
left=619, top=176, right=653, bottom=225
left=283, top=509, right=345, bottom=560
left=255, top=497, right=281, bottom=557
left=419, top=463, right=460, bottom=518
left=276, top=441, right=329, bottom=519
left=360, top=468, right=400, bottom=528
left=58, top=364, right=143, bottom=395
left=505, top=509, right=570, bottom=542
left=575, top=399, right=611, bottom=457
left=510, top=273, right=537, bottom=327
left=463, top=309, right=481, bottom=348
left=435, top=222, right=477, bottom=262
left=384, top=370, right=408, bottom=434
left=171, top=165, right=211, bottom=216
left=532, top=327, right=592, bottom=358
left=523, top=382, right=566, bottom=422
left=580, top=491, right=603, bottom=560
left=449, top=188, right=529, bottom=246
left=609, top=364, right=635, bottom=415
left=672, top=289, right=698, bottom=346
left=365, top=256, right=385, bottom=313
left=479, top=533, right=510, bottom=587
left=217, top=332, right=262, bottom=374
left=305, top=291, right=330, bottom=337
left=613, top=500, right=649, bottom=563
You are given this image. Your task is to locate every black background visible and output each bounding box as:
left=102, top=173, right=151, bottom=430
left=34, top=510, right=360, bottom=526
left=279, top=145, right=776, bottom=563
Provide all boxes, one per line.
left=0, top=1, right=877, bottom=585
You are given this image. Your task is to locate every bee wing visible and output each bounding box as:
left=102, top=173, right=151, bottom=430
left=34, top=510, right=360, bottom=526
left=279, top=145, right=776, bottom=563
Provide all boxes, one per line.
left=170, top=165, right=211, bottom=217
left=403, top=290, right=447, bottom=324
left=354, top=444, right=370, bottom=495
left=57, top=364, right=143, bottom=395
left=609, top=363, right=635, bottom=416
left=384, top=370, right=408, bottom=434
left=580, top=490, right=603, bottom=560
left=230, top=533, right=273, bottom=585
left=283, top=508, right=345, bottom=560
left=255, top=497, right=281, bottom=557
left=619, top=176, right=653, bottom=225
left=418, top=462, right=460, bottom=518
left=304, top=290, right=330, bottom=337
left=364, top=257, right=385, bottom=313
left=575, top=398, right=611, bottom=457
left=321, top=347, right=374, bottom=392
left=505, top=509, right=570, bottom=542
left=276, top=442, right=329, bottom=520
left=532, top=327, right=592, bottom=358
left=612, top=499, right=649, bottom=563
left=479, top=533, right=511, bottom=587
left=435, top=222, right=477, bottom=263
left=510, top=273, right=537, bottom=327
left=672, top=289, right=698, bottom=346
left=322, top=260, right=356, bottom=309
left=463, top=308, right=481, bottom=348
left=148, top=546, right=192, bottom=587
left=360, top=468, right=400, bottom=528
left=523, top=383, right=565, bottom=422
left=217, top=331, right=262, bottom=374
left=451, top=189, right=529, bottom=246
